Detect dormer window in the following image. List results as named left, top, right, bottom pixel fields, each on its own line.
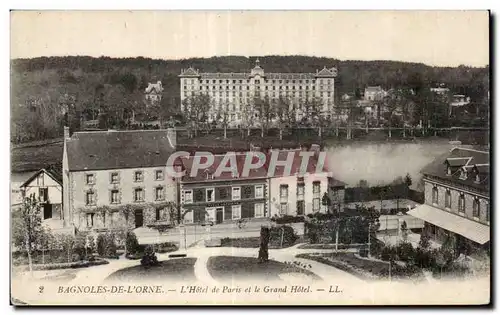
left=475, top=174, right=481, bottom=183
left=206, top=172, right=213, bottom=180
left=446, top=167, right=452, bottom=176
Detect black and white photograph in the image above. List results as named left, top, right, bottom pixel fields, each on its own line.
left=9, top=10, right=490, bottom=306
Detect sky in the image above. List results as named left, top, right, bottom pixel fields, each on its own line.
left=10, top=11, right=489, bottom=67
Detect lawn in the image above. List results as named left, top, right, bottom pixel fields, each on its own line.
left=105, top=258, right=197, bottom=282
left=297, top=253, right=423, bottom=281
left=207, top=256, right=321, bottom=282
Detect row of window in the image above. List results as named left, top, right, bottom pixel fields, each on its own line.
left=204, top=203, right=266, bottom=221
left=85, top=186, right=165, bottom=206
left=431, top=185, right=488, bottom=221
left=279, top=182, right=321, bottom=199
left=279, top=198, right=321, bottom=215
left=85, top=207, right=168, bottom=228
left=85, top=169, right=164, bottom=185
left=183, top=79, right=333, bottom=85
left=183, top=185, right=264, bottom=204
left=186, top=84, right=333, bottom=91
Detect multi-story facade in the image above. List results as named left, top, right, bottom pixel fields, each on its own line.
left=179, top=153, right=269, bottom=224
left=179, top=59, right=337, bottom=126
left=62, top=127, right=178, bottom=234
left=408, top=147, right=490, bottom=254
left=178, top=148, right=345, bottom=223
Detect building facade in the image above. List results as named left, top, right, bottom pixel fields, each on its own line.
left=364, top=86, right=386, bottom=101
left=62, top=127, right=178, bottom=234
left=178, top=148, right=345, bottom=224
left=408, top=147, right=490, bottom=255
left=179, top=59, right=338, bottom=126
left=19, top=167, right=69, bottom=233
left=179, top=153, right=269, bottom=224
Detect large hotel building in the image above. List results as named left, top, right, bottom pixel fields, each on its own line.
left=179, top=59, right=338, bottom=126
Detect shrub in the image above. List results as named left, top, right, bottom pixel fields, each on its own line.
left=96, top=234, right=106, bottom=257
left=272, top=215, right=305, bottom=224
left=380, top=245, right=397, bottom=262
left=104, top=233, right=118, bottom=258
left=125, top=232, right=140, bottom=255
left=397, top=242, right=416, bottom=263
left=270, top=225, right=298, bottom=247
left=73, top=236, right=87, bottom=261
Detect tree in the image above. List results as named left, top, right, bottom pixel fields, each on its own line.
left=253, top=95, right=274, bottom=137
left=400, top=220, right=409, bottom=243
left=215, top=100, right=230, bottom=139
left=275, top=96, right=293, bottom=140
left=321, top=192, right=331, bottom=213
left=418, top=228, right=431, bottom=250
left=119, top=205, right=136, bottom=255
left=182, top=93, right=211, bottom=138
left=240, top=99, right=253, bottom=137
left=12, top=194, right=45, bottom=275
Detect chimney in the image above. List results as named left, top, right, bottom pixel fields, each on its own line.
left=64, top=126, right=70, bottom=140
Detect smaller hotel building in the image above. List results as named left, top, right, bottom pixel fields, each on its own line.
left=408, top=147, right=490, bottom=254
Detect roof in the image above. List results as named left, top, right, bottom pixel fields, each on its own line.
left=365, top=86, right=383, bottom=93
left=66, top=130, right=176, bottom=171
left=315, top=67, right=338, bottom=77
left=145, top=82, right=163, bottom=94
left=180, top=153, right=268, bottom=183
left=421, top=147, right=490, bottom=192
left=179, top=67, right=200, bottom=77
left=179, top=149, right=333, bottom=183
left=408, top=204, right=490, bottom=244
left=20, top=166, right=62, bottom=187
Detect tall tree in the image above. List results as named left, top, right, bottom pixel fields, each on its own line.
left=182, top=93, right=211, bottom=138
left=215, top=100, right=230, bottom=139
left=253, top=95, right=274, bottom=138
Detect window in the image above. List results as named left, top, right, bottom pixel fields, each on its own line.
left=110, top=189, right=120, bottom=204
left=280, top=203, right=288, bottom=215
left=110, top=172, right=119, bottom=184
left=297, top=183, right=305, bottom=200
left=255, top=185, right=264, bottom=198
left=232, top=205, right=241, bottom=220
left=86, top=213, right=95, bottom=228
left=486, top=202, right=490, bottom=222
left=86, top=191, right=95, bottom=205
left=232, top=187, right=241, bottom=200
left=432, top=186, right=439, bottom=205
left=280, top=185, right=289, bottom=198
left=183, top=190, right=193, bottom=204
left=155, top=186, right=165, bottom=201
left=473, top=197, right=480, bottom=218
left=458, top=193, right=465, bottom=213
left=445, top=189, right=451, bottom=208
left=313, top=198, right=320, bottom=212
left=134, top=171, right=143, bottom=182
left=313, top=181, right=321, bottom=195
left=86, top=174, right=95, bottom=185
left=134, top=188, right=144, bottom=202
left=155, top=170, right=164, bottom=181
left=297, top=200, right=305, bottom=215
left=156, top=208, right=162, bottom=221
left=254, top=203, right=264, bottom=218
left=38, top=188, right=48, bottom=202
left=37, top=175, right=44, bottom=186
left=206, top=188, right=215, bottom=202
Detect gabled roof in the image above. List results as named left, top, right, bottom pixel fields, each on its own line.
left=315, top=67, right=337, bottom=77
left=66, top=130, right=176, bottom=171
left=179, top=67, right=200, bottom=77
left=20, top=167, right=62, bottom=188
left=421, top=147, right=489, bottom=192
left=145, top=82, right=163, bottom=94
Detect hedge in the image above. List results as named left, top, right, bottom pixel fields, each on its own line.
left=18, top=258, right=109, bottom=271
left=271, top=215, right=305, bottom=224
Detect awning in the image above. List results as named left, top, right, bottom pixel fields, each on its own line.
left=407, top=204, right=490, bottom=245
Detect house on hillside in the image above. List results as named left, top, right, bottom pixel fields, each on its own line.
left=144, top=81, right=164, bottom=105
left=364, top=86, right=386, bottom=101
left=408, top=147, right=490, bottom=256
left=62, top=127, right=178, bottom=234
